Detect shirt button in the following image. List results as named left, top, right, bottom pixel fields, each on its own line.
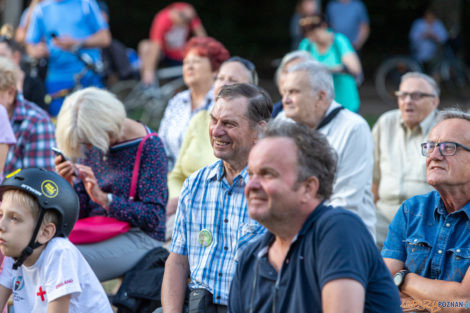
left=457, top=249, right=461, bottom=253
left=218, top=272, right=222, bottom=277
left=285, top=258, right=290, bottom=264
left=446, top=223, right=451, bottom=227
left=217, top=296, right=221, bottom=300
left=224, top=219, right=228, bottom=223
left=414, top=239, right=418, bottom=242
left=224, top=246, right=228, bottom=250
left=438, top=250, right=443, bottom=254
left=227, top=190, right=232, bottom=196
left=456, top=256, right=461, bottom=260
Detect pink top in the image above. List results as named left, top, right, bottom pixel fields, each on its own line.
left=0, top=105, right=16, bottom=182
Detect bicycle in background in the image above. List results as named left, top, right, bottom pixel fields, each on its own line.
left=109, top=66, right=185, bottom=131
left=375, top=42, right=470, bottom=105
left=44, top=50, right=104, bottom=109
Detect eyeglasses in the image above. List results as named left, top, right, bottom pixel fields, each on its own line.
left=394, top=91, right=435, bottom=101
left=421, top=141, right=470, bottom=157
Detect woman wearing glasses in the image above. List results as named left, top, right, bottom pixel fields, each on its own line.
left=165, top=57, right=259, bottom=238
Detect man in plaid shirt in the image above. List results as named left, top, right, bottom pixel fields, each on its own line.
left=160, top=84, right=272, bottom=313
left=0, top=57, right=56, bottom=174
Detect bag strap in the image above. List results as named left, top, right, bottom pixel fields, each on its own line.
left=129, top=132, right=158, bottom=200
left=316, top=106, right=344, bottom=130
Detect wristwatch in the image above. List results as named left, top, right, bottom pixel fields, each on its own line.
left=393, top=268, right=409, bottom=290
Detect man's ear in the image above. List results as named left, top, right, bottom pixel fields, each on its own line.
left=36, top=222, right=56, bottom=245
left=254, top=120, right=268, bottom=143
left=302, top=176, right=320, bottom=200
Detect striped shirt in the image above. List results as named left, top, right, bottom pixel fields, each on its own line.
left=5, top=95, right=56, bottom=174
left=171, top=159, right=265, bottom=305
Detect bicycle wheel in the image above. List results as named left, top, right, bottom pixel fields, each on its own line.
left=375, top=56, right=423, bottom=105
left=431, top=58, right=470, bottom=99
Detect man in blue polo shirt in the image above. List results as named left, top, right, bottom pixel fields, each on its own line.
left=229, top=122, right=401, bottom=313
left=325, top=0, right=370, bottom=51
left=160, top=83, right=272, bottom=313
left=25, top=0, right=111, bottom=116
left=383, top=110, right=470, bottom=311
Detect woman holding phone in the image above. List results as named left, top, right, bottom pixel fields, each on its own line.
left=54, top=87, right=168, bottom=281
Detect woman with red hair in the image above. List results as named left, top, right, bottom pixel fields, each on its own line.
left=158, top=37, right=229, bottom=171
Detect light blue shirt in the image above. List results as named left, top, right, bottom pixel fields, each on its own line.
left=325, top=0, right=369, bottom=45
left=383, top=190, right=470, bottom=282
left=409, top=18, right=448, bottom=62
left=26, top=0, right=108, bottom=82
left=171, top=160, right=265, bottom=305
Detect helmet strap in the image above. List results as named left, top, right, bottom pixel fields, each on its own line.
left=12, top=210, right=45, bottom=270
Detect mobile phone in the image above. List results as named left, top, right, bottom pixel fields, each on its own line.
left=52, top=147, right=68, bottom=162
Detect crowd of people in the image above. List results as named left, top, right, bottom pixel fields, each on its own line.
left=0, top=0, right=468, bottom=312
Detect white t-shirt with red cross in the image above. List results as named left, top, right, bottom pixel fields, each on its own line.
left=0, top=237, right=112, bottom=312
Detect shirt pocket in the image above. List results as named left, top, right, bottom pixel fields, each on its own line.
left=445, top=248, right=470, bottom=282
left=405, top=238, right=432, bottom=274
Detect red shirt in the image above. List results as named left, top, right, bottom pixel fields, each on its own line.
left=149, top=2, right=202, bottom=61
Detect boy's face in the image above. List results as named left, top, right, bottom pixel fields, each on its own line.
left=0, top=195, right=37, bottom=258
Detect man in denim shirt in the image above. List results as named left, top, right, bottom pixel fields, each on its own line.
left=382, top=109, right=470, bottom=310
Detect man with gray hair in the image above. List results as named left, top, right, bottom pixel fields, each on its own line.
left=271, top=50, right=312, bottom=118
left=383, top=109, right=470, bottom=311
left=372, top=72, right=439, bottom=247
left=160, top=83, right=272, bottom=313
left=276, top=60, right=376, bottom=237
left=229, top=122, right=401, bottom=313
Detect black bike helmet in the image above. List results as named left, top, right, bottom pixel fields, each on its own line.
left=0, top=168, right=79, bottom=268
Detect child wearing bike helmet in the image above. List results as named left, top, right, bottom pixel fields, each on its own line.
left=0, top=168, right=112, bottom=312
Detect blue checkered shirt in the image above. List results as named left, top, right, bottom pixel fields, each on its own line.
left=5, top=95, right=56, bottom=174
left=171, top=159, right=265, bottom=305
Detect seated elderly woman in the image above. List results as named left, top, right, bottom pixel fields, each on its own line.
left=158, top=36, right=229, bottom=171
left=55, top=87, right=168, bottom=281
left=165, top=56, right=259, bottom=223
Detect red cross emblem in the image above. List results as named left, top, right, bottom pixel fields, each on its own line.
left=36, top=286, right=46, bottom=302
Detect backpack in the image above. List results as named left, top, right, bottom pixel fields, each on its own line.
left=112, top=247, right=169, bottom=313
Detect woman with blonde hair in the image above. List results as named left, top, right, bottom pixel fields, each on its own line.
left=55, top=87, right=168, bottom=281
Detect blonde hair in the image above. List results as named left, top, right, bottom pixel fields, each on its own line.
left=55, top=87, right=126, bottom=160
left=0, top=56, right=17, bottom=91
left=2, top=189, right=58, bottom=228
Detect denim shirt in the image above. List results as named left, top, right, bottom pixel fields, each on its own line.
left=382, top=190, right=470, bottom=282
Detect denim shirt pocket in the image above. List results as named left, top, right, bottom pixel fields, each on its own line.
left=405, top=238, right=432, bottom=274
left=445, top=248, right=470, bottom=282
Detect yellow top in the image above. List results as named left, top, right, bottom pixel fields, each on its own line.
left=168, top=110, right=218, bottom=198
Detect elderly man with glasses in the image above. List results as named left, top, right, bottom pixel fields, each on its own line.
left=382, top=109, right=470, bottom=311
left=372, top=72, right=440, bottom=248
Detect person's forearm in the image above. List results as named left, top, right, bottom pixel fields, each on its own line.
left=143, top=42, right=161, bottom=75
left=354, top=24, right=370, bottom=50
left=403, top=273, right=470, bottom=312
left=162, top=253, right=189, bottom=313
left=82, top=29, right=111, bottom=48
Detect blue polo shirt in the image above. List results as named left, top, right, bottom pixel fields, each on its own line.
left=229, top=203, right=401, bottom=313
left=382, top=190, right=470, bottom=282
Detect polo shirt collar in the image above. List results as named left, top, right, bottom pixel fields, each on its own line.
left=256, top=201, right=330, bottom=255
left=323, top=100, right=340, bottom=116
